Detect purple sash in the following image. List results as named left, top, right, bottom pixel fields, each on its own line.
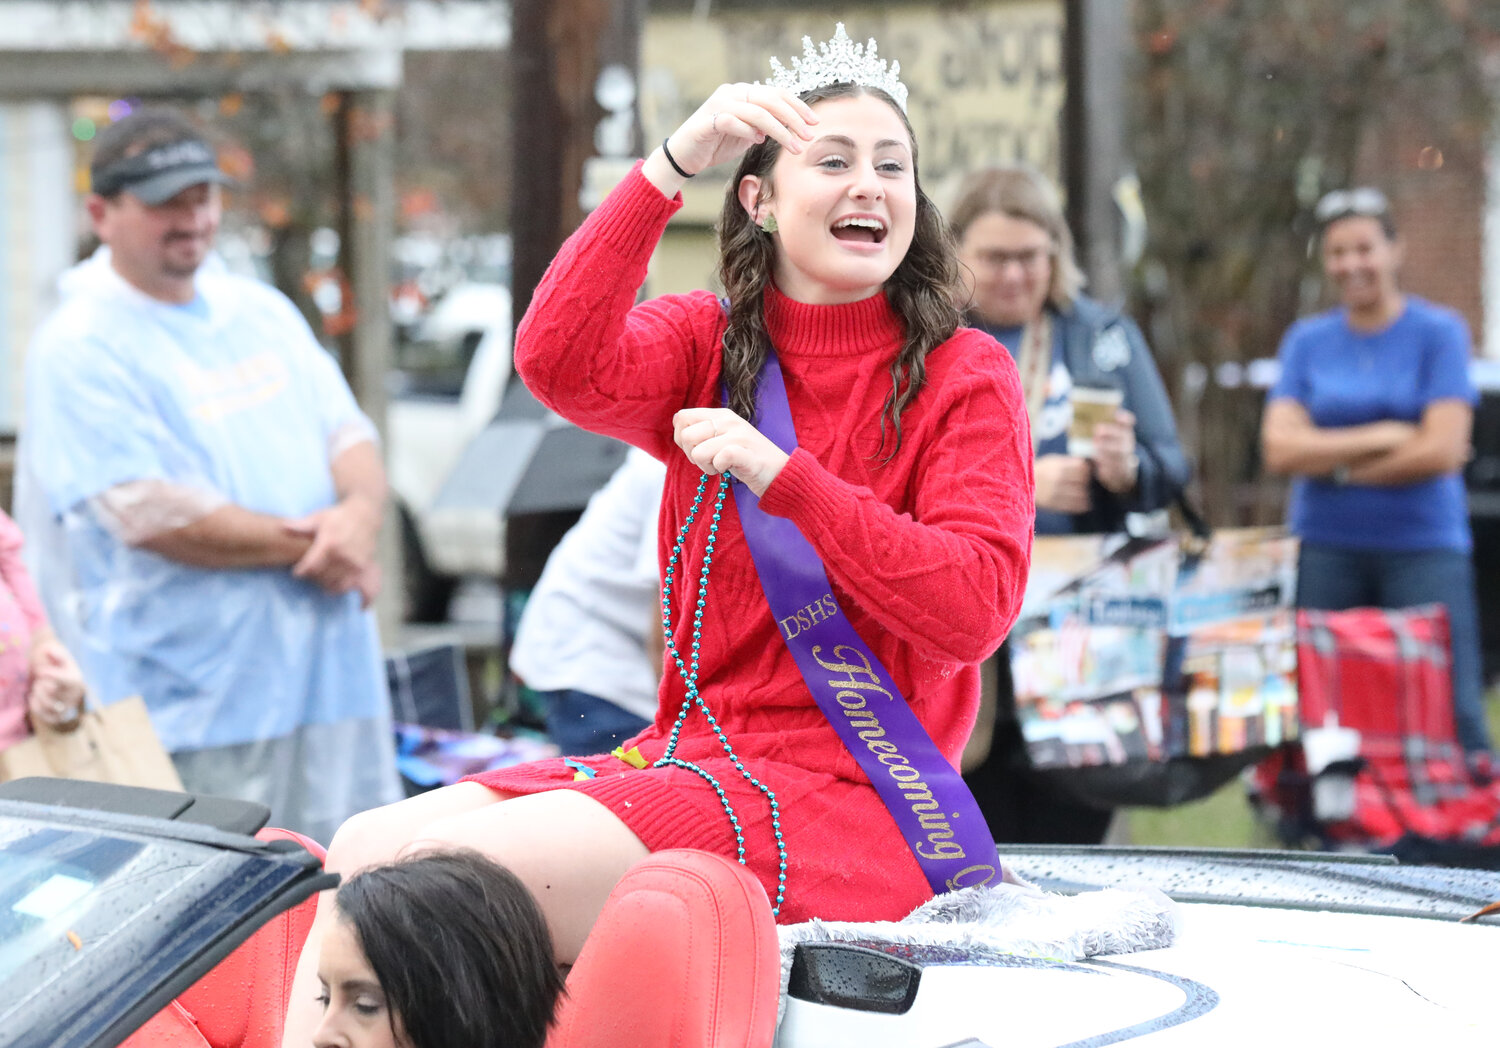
left=730, top=354, right=1003, bottom=893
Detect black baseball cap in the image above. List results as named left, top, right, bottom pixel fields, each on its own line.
left=89, top=108, right=234, bottom=205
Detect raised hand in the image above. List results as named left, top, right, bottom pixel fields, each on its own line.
left=672, top=408, right=790, bottom=498
left=1091, top=409, right=1140, bottom=495
left=644, top=82, right=819, bottom=194
left=1034, top=454, right=1093, bottom=514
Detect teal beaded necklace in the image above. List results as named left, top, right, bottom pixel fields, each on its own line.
left=656, top=471, right=787, bottom=917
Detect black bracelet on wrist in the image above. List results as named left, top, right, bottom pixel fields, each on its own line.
left=660, top=137, right=696, bottom=179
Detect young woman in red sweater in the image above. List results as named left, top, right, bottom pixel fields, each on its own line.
left=283, top=28, right=1032, bottom=1043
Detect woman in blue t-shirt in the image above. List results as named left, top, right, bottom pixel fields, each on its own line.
left=1262, top=187, right=1492, bottom=756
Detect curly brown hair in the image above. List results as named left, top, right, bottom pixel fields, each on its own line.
left=715, top=83, right=961, bottom=456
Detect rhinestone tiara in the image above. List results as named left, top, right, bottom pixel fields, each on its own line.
left=762, top=23, right=909, bottom=111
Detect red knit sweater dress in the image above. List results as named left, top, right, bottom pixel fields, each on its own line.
left=466, top=163, right=1034, bottom=924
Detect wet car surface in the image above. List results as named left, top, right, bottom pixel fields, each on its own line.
left=0, top=780, right=329, bottom=1048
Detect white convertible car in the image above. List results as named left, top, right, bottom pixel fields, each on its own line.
left=778, top=847, right=1499, bottom=1046
left=2, top=779, right=1495, bottom=1048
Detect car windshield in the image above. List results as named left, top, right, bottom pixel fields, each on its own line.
left=393, top=329, right=482, bottom=398
left=0, top=819, right=228, bottom=1018
left=0, top=799, right=326, bottom=1048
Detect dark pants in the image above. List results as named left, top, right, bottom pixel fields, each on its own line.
left=543, top=689, right=652, bottom=757
left=1297, top=543, right=1493, bottom=754
left=962, top=648, right=1116, bottom=845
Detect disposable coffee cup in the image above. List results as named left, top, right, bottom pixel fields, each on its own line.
left=1301, top=723, right=1361, bottom=776
left=1303, top=720, right=1362, bottom=821
left=1067, top=386, right=1124, bottom=457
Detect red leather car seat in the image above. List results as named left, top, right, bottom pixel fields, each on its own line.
left=119, top=827, right=326, bottom=1048
left=545, top=849, right=781, bottom=1048
left=123, top=842, right=781, bottom=1048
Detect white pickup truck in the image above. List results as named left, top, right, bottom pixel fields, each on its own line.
left=386, top=282, right=512, bottom=620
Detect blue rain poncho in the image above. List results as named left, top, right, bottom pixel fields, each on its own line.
left=16, top=249, right=401, bottom=843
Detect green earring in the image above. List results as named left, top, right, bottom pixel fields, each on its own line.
left=760, top=214, right=778, bottom=234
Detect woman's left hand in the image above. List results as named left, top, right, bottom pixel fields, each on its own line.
left=27, top=637, right=86, bottom=731
left=1091, top=409, right=1140, bottom=494
left=672, top=408, right=789, bottom=497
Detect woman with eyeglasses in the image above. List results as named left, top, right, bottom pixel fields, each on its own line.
left=1262, top=187, right=1493, bottom=759
left=949, top=166, right=1190, bottom=843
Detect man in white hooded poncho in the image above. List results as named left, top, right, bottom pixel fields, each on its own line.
left=16, top=108, right=401, bottom=843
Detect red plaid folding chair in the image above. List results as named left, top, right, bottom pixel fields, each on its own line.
left=1251, top=605, right=1500, bottom=860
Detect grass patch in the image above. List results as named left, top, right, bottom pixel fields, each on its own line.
left=1123, top=779, right=1271, bottom=849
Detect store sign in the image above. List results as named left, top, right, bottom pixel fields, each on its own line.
left=641, top=1, right=1064, bottom=221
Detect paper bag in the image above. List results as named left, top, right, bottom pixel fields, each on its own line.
left=0, top=695, right=184, bottom=791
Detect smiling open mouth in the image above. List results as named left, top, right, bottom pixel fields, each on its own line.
left=831, top=216, right=887, bottom=244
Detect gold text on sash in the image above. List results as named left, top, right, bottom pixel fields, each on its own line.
left=812, top=643, right=998, bottom=888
